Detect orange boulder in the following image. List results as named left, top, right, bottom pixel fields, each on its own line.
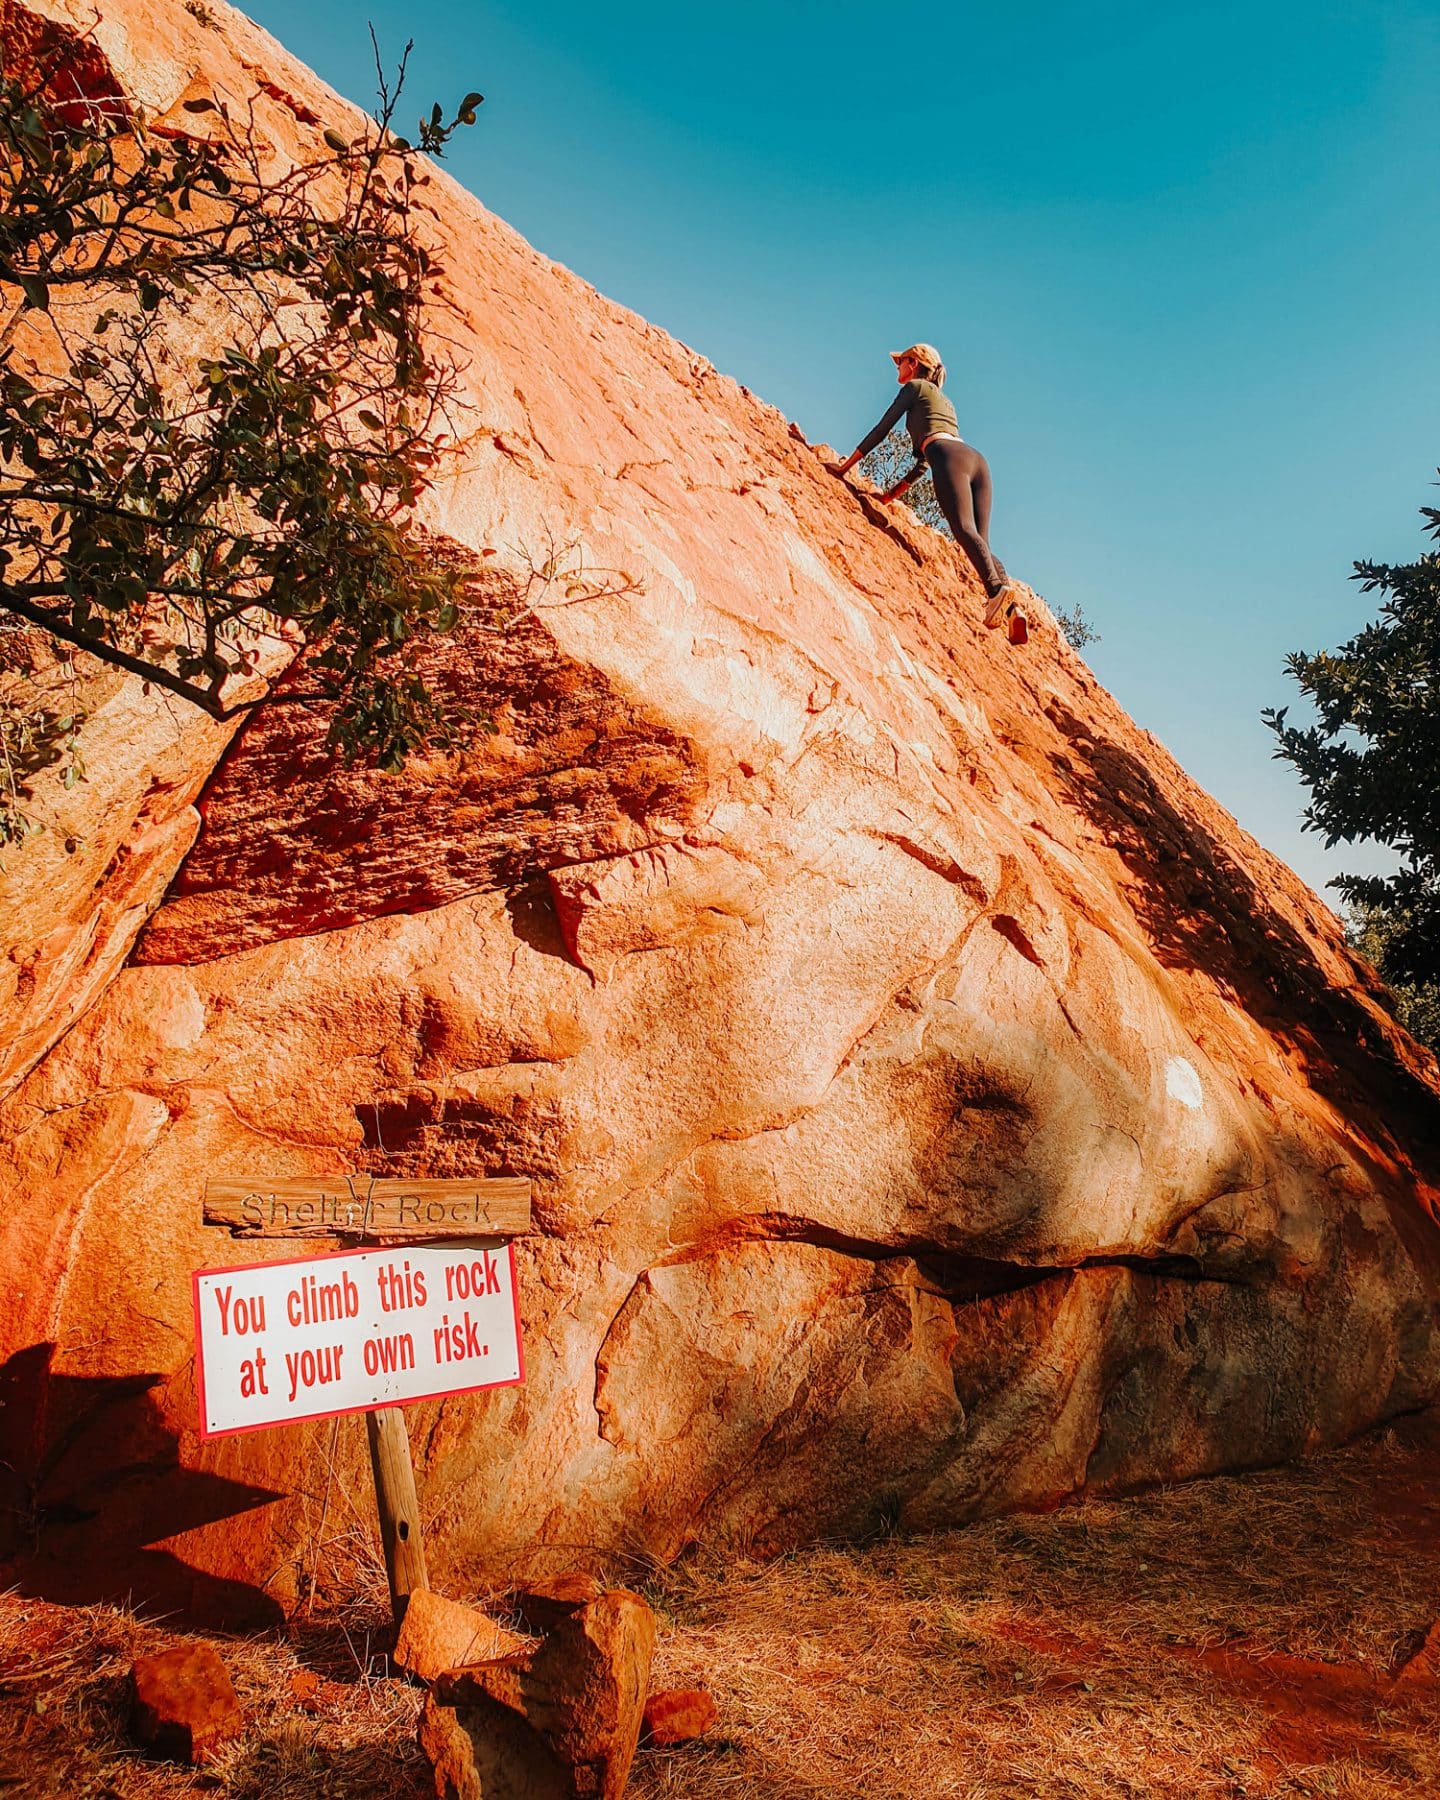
left=393, top=1588, right=531, bottom=1685
left=130, top=1644, right=243, bottom=1764
left=424, top=1590, right=657, bottom=1799
left=642, top=1688, right=718, bottom=1746
left=1, top=0, right=1439, bottom=1624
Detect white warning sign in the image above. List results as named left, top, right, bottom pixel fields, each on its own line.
left=193, top=1242, right=523, bottom=1439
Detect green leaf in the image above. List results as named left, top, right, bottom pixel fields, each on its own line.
left=323, top=128, right=351, bottom=153
left=19, top=275, right=50, bottom=311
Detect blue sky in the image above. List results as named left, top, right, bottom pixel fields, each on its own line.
left=242, top=0, right=1439, bottom=901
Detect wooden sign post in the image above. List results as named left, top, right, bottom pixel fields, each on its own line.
left=366, top=1405, right=430, bottom=1619
left=196, top=1175, right=532, bottom=1626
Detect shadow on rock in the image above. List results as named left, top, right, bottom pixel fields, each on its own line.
left=1042, top=694, right=1440, bottom=1185
left=0, top=1344, right=284, bottom=1627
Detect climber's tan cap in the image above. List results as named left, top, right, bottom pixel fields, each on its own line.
left=890, top=343, right=942, bottom=369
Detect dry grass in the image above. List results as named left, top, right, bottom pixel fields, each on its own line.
left=0, top=1577, right=426, bottom=1798
left=630, top=1418, right=1440, bottom=1800
left=2, top=1415, right=1438, bottom=1798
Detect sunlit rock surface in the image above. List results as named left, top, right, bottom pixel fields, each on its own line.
left=3, top=0, right=1438, bottom=1618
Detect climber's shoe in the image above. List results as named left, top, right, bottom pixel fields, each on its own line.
left=985, top=581, right=1020, bottom=629
left=1007, top=606, right=1029, bottom=647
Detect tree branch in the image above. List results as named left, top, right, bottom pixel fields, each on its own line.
left=0, top=588, right=228, bottom=717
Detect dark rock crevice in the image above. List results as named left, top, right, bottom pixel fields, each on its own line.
left=641, top=1212, right=1263, bottom=1300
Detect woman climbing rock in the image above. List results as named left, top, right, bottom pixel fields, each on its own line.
left=830, top=344, right=1026, bottom=641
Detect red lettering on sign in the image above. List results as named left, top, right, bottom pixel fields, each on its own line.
left=238, top=1348, right=269, bottom=1397
left=445, top=1253, right=502, bottom=1303
left=432, top=1311, right=488, bottom=1364
left=288, top=1271, right=362, bottom=1327
left=193, top=1242, right=525, bottom=1441
left=215, top=1286, right=267, bottom=1336
left=376, top=1259, right=428, bottom=1312
left=363, top=1331, right=416, bottom=1376
left=284, top=1343, right=344, bottom=1403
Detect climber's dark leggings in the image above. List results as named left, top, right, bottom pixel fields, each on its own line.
left=925, top=438, right=1008, bottom=597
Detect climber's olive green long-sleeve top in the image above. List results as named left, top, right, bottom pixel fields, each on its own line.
left=854, top=379, right=960, bottom=481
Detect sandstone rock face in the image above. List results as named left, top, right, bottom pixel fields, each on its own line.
left=0, top=634, right=280, bottom=1105
left=3, top=0, right=1440, bottom=1617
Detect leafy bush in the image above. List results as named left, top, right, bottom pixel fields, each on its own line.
left=1346, top=902, right=1440, bottom=1052
left=1, top=31, right=482, bottom=786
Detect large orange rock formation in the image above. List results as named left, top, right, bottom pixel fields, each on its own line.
left=3, top=0, right=1439, bottom=1621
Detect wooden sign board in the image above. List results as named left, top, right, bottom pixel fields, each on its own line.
left=204, top=1176, right=531, bottom=1240
left=193, top=1241, right=525, bottom=1439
